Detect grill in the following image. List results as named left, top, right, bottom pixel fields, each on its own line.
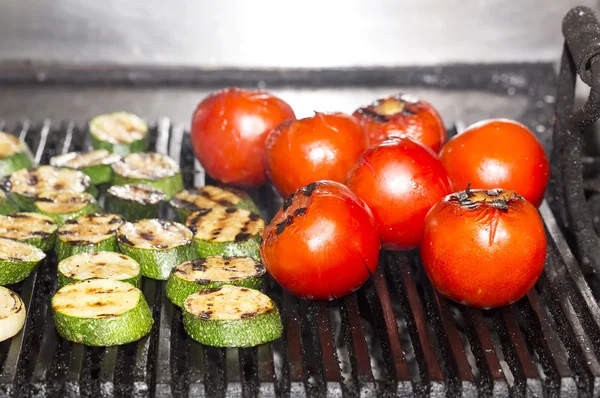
left=2, top=6, right=600, bottom=398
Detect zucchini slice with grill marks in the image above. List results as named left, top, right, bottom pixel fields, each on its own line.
left=182, top=285, right=282, bottom=347
left=50, top=150, right=121, bottom=185
left=185, top=207, right=264, bottom=261
left=0, top=212, right=57, bottom=252
left=33, top=191, right=102, bottom=226
left=105, top=184, right=167, bottom=221
left=51, top=279, right=153, bottom=346
left=170, top=186, right=259, bottom=222
left=0, top=166, right=94, bottom=210
left=55, top=213, right=124, bottom=261
left=57, top=251, right=141, bottom=289
left=166, top=256, right=265, bottom=307
left=0, top=190, right=20, bottom=215
left=0, top=131, right=35, bottom=178
left=89, top=112, right=148, bottom=155
left=112, top=152, right=183, bottom=200
left=117, top=219, right=197, bottom=280
left=0, top=286, right=26, bottom=342
left=0, top=237, right=45, bottom=285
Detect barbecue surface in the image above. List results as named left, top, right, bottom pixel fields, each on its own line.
left=1, top=66, right=599, bottom=398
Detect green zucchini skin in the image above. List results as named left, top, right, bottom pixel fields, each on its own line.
left=51, top=279, right=153, bottom=346
left=0, top=151, right=35, bottom=178
left=119, top=243, right=197, bottom=280
left=54, top=214, right=124, bottom=261
left=182, top=286, right=282, bottom=348
left=55, top=236, right=119, bottom=262
left=79, top=164, right=113, bottom=185
left=0, top=212, right=57, bottom=252
left=194, top=234, right=262, bottom=262
left=165, top=257, right=265, bottom=307
left=112, top=174, right=183, bottom=201
left=90, top=134, right=148, bottom=157
left=33, top=193, right=102, bottom=226
left=0, top=239, right=45, bottom=285
left=105, top=184, right=166, bottom=222
left=57, top=252, right=141, bottom=289
left=0, top=192, right=19, bottom=215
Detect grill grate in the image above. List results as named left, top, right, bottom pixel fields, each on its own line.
left=0, top=109, right=599, bottom=397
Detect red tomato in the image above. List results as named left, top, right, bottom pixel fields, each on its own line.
left=346, top=137, right=454, bottom=250
left=190, top=87, right=295, bottom=187
left=353, top=93, right=446, bottom=152
left=264, top=112, right=368, bottom=197
left=439, top=119, right=549, bottom=207
left=260, top=180, right=380, bottom=300
left=421, top=188, right=546, bottom=309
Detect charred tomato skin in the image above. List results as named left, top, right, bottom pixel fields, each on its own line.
left=352, top=93, right=446, bottom=153
left=346, top=137, right=453, bottom=250
left=439, top=119, right=550, bottom=207
left=191, top=87, right=295, bottom=187
left=264, top=112, right=368, bottom=197
left=420, top=188, right=546, bottom=309
left=260, top=180, right=380, bottom=300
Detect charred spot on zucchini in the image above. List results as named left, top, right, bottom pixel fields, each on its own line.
left=51, top=279, right=153, bottom=346
left=185, top=206, right=264, bottom=261
left=0, top=237, right=46, bottom=285
left=33, top=191, right=101, bottom=226
left=112, top=152, right=183, bottom=199
left=0, top=212, right=57, bottom=252
left=117, top=219, right=197, bottom=280
left=182, top=285, right=282, bottom=347
left=166, top=256, right=265, bottom=307
left=170, top=186, right=259, bottom=221
left=89, top=112, right=148, bottom=155
left=0, top=131, right=35, bottom=178
left=50, top=150, right=121, bottom=185
left=55, top=213, right=124, bottom=261
left=57, top=251, right=141, bottom=288
left=1, top=166, right=94, bottom=210
left=0, top=286, right=26, bottom=342
left=105, top=184, right=167, bottom=221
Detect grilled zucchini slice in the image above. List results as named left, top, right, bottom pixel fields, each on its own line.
left=0, top=166, right=94, bottom=210
left=33, top=191, right=101, bottom=226
left=0, top=286, right=26, bottom=342
left=166, top=256, right=265, bottom=307
left=0, top=131, right=35, bottom=178
left=112, top=152, right=183, bottom=200
left=182, top=285, right=282, bottom=347
left=170, top=186, right=259, bottom=222
left=0, top=237, right=45, bottom=285
left=57, top=251, right=141, bottom=289
left=117, top=219, right=197, bottom=280
left=0, top=190, right=19, bottom=215
left=50, top=150, right=121, bottom=185
left=186, top=207, right=264, bottom=261
left=105, top=184, right=167, bottom=221
left=55, top=213, right=124, bottom=261
left=51, top=279, right=153, bottom=346
left=89, top=112, right=148, bottom=155
left=0, top=212, right=57, bottom=252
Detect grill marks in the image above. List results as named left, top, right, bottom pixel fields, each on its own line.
left=7, top=166, right=90, bottom=197
left=183, top=284, right=274, bottom=321
left=107, top=184, right=167, bottom=205
left=112, top=152, right=180, bottom=180
left=90, top=112, right=148, bottom=145
left=173, top=256, right=264, bottom=283
left=0, top=237, right=45, bottom=262
left=59, top=252, right=140, bottom=281
left=171, top=186, right=244, bottom=212
left=35, top=191, right=94, bottom=213
left=58, top=214, right=124, bottom=245
left=0, top=213, right=57, bottom=242
left=117, top=219, right=193, bottom=250
left=186, top=206, right=264, bottom=243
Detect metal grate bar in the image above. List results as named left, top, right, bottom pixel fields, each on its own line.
left=421, top=277, right=477, bottom=396
left=99, top=347, right=118, bottom=396
left=385, top=253, right=445, bottom=395
left=188, top=340, right=206, bottom=397
left=225, top=348, right=242, bottom=396
left=203, top=346, right=226, bottom=397
left=311, top=301, right=344, bottom=395
left=460, top=308, right=509, bottom=396
left=340, top=293, right=376, bottom=395
left=519, top=290, right=576, bottom=395
left=257, top=345, right=276, bottom=396
left=155, top=285, right=174, bottom=397
left=133, top=280, right=158, bottom=396
left=282, top=293, right=306, bottom=396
